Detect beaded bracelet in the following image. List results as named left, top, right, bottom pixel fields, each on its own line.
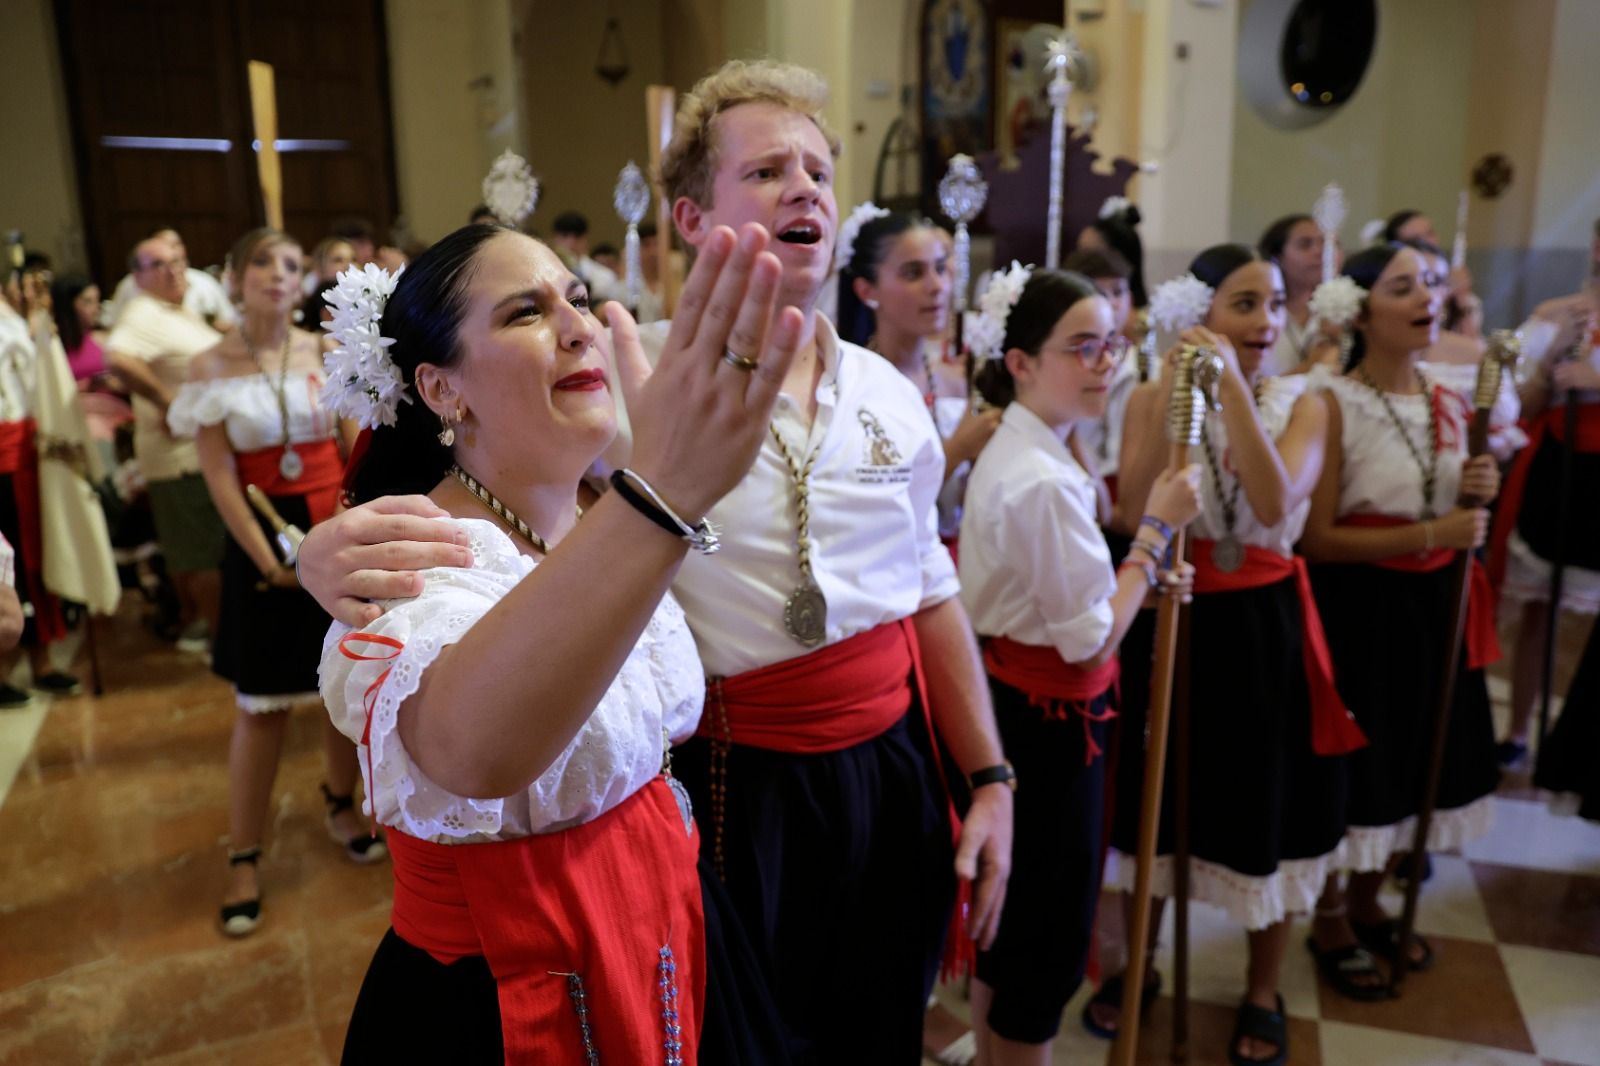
left=1139, top=514, right=1174, bottom=542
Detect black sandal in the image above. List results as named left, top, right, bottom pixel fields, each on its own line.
left=1305, top=936, right=1390, bottom=1001
left=1352, top=918, right=1435, bottom=972
left=322, top=784, right=389, bottom=865
left=220, top=846, right=262, bottom=938
left=1080, top=970, right=1162, bottom=1040
left=1228, top=994, right=1287, bottom=1066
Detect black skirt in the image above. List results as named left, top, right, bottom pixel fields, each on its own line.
left=1516, top=429, right=1600, bottom=570
left=1309, top=561, right=1498, bottom=856
left=673, top=710, right=954, bottom=1066
left=1110, top=578, right=1348, bottom=925
left=976, top=676, right=1111, bottom=1044
left=212, top=493, right=329, bottom=704
left=1534, top=616, right=1600, bottom=821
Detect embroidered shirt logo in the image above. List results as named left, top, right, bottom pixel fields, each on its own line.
left=858, top=409, right=903, bottom=466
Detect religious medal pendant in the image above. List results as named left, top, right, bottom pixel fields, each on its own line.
left=278, top=445, right=303, bottom=480
left=667, top=776, right=694, bottom=836
left=783, top=580, right=828, bottom=648
left=1211, top=533, right=1245, bottom=574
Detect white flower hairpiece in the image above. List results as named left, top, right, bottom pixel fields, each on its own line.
left=321, top=263, right=409, bottom=429
left=835, top=201, right=891, bottom=274
left=967, top=260, right=1033, bottom=361
left=1149, top=272, right=1214, bottom=332
left=1358, top=218, right=1387, bottom=248
left=1308, top=275, right=1367, bottom=328
left=1099, top=195, right=1132, bottom=220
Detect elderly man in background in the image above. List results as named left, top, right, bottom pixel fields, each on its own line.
left=106, top=233, right=224, bottom=652
left=102, top=228, right=236, bottom=332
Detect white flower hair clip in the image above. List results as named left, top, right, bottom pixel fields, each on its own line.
left=835, top=201, right=891, bottom=274
left=967, top=260, right=1033, bottom=361
left=1149, top=272, right=1214, bottom=332
left=1308, top=275, right=1367, bottom=328
left=1358, top=218, right=1387, bottom=248
left=321, top=263, right=409, bottom=429
left=1099, top=195, right=1133, bottom=220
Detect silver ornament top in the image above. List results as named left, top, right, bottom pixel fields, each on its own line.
left=613, top=161, right=651, bottom=225
left=938, top=154, right=989, bottom=225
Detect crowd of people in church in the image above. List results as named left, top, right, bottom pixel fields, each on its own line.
left=5, top=50, right=1599, bottom=1066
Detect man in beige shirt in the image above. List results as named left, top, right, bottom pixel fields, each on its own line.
left=107, top=233, right=224, bottom=651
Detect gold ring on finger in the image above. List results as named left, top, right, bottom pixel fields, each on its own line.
left=722, top=349, right=759, bottom=372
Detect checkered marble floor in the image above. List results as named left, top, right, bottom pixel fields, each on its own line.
left=926, top=667, right=1600, bottom=1066
left=929, top=790, right=1600, bottom=1066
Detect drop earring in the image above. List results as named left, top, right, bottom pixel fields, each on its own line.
left=866, top=298, right=879, bottom=310
left=437, top=408, right=461, bottom=447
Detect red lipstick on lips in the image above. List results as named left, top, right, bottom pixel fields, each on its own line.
left=554, top=368, right=607, bottom=392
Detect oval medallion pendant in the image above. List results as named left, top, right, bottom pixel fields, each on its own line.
left=1211, top=533, right=1245, bottom=574
left=278, top=446, right=304, bottom=480
left=784, top=582, right=828, bottom=647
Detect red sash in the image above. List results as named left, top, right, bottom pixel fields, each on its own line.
left=981, top=636, right=1118, bottom=766
left=1339, top=514, right=1501, bottom=669
left=702, top=618, right=976, bottom=977
left=1191, top=540, right=1367, bottom=756
left=385, top=778, right=703, bottom=1062
left=698, top=620, right=920, bottom=753
left=0, top=420, right=65, bottom=644
left=1486, top=401, right=1600, bottom=593
left=233, top=439, right=343, bottom=525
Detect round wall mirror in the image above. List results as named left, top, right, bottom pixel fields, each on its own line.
left=1239, top=0, right=1377, bottom=129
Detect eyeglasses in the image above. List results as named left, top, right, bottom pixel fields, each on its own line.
left=137, top=255, right=188, bottom=274
left=1048, top=334, right=1132, bottom=368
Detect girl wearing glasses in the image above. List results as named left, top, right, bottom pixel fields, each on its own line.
left=1095, top=245, right=1350, bottom=1065
left=957, top=267, right=1200, bottom=1063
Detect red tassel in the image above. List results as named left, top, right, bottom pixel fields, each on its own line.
left=940, top=876, right=976, bottom=982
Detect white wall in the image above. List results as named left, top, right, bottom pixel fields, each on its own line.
left=0, top=0, right=84, bottom=271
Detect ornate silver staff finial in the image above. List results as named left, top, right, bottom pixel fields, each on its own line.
left=613, top=161, right=651, bottom=306
left=1044, top=34, right=1082, bottom=270
left=1312, top=182, right=1347, bottom=283
left=938, top=153, right=989, bottom=315
left=482, top=149, right=540, bottom=227
left=1475, top=330, right=1522, bottom=411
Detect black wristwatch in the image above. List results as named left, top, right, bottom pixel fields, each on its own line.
left=969, top=760, right=1017, bottom=793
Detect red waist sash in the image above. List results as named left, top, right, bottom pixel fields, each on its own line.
left=234, top=439, right=343, bottom=525
left=1338, top=513, right=1501, bottom=669
left=386, top=778, right=703, bottom=1061
left=698, top=619, right=918, bottom=753
left=981, top=636, right=1118, bottom=765
left=0, top=419, right=33, bottom=474
left=1191, top=540, right=1367, bottom=756
left=0, top=419, right=65, bottom=644
left=1487, top=401, right=1600, bottom=593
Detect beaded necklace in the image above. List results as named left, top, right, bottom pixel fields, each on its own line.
left=1353, top=366, right=1440, bottom=518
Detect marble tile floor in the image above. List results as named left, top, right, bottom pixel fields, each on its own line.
left=0, top=598, right=1596, bottom=1065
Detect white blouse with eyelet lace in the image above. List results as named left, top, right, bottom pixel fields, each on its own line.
left=318, top=516, right=705, bottom=844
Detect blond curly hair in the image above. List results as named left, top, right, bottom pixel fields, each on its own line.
left=659, top=60, right=842, bottom=210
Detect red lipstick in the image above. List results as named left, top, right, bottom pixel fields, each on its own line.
left=554, top=368, right=607, bottom=392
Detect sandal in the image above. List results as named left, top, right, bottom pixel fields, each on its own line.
left=1352, top=918, right=1434, bottom=972
left=1228, top=994, right=1287, bottom=1066
left=220, top=846, right=262, bottom=937
left=322, top=784, right=388, bottom=864
left=1081, top=970, right=1162, bottom=1040
left=1305, top=936, right=1390, bottom=1001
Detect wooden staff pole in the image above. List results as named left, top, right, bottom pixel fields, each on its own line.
left=1110, top=345, right=1221, bottom=1066
left=645, top=86, right=679, bottom=318
left=1391, top=332, right=1521, bottom=991
left=1170, top=588, right=1193, bottom=1062
left=247, top=61, right=283, bottom=230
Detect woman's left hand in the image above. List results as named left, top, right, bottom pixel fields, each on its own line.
left=1459, top=453, right=1500, bottom=505
left=1179, top=325, right=1242, bottom=383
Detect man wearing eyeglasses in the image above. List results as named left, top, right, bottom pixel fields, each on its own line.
left=103, top=228, right=237, bottom=332
left=106, top=233, right=225, bottom=652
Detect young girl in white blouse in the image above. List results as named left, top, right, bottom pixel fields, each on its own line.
left=315, top=221, right=802, bottom=1063
left=958, top=266, right=1200, bottom=1065
left=168, top=228, right=379, bottom=939
left=1300, top=243, right=1502, bottom=992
